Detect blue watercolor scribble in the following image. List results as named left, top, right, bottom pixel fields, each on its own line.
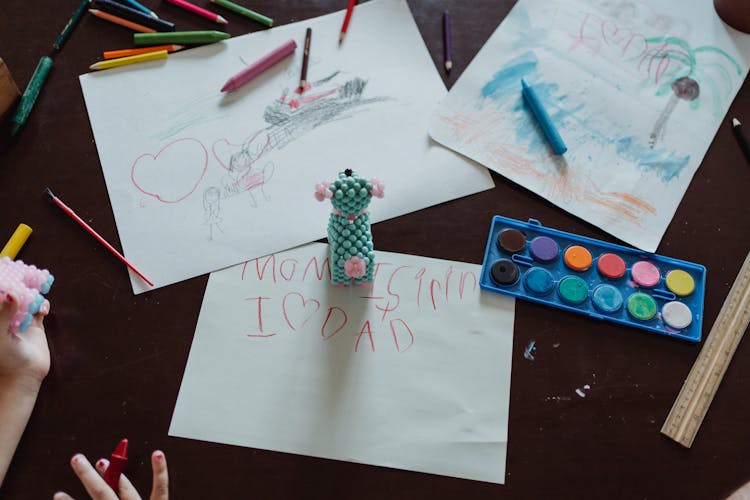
left=481, top=52, right=538, bottom=102
left=616, top=137, right=690, bottom=182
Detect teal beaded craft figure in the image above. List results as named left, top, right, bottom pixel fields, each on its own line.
left=315, top=169, right=385, bottom=285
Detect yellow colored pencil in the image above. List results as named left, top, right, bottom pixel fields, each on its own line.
left=89, top=8, right=156, bottom=33
left=103, top=44, right=185, bottom=59
left=89, top=49, right=168, bottom=71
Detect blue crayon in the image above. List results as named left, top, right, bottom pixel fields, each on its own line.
left=521, top=78, right=567, bottom=155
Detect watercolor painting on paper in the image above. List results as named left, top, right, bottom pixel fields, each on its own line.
left=430, top=0, right=750, bottom=252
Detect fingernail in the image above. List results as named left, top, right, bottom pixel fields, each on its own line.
left=153, top=451, right=164, bottom=460
left=72, top=454, right=83, bottom=464
left=96, top=459, right=106, bottom=468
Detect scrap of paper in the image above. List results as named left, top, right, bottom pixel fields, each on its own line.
left=430, top=0, right=750, bottom=252
left=79, top=0, right=492, bottom=293
left=169, top=243, right=515, bottom=484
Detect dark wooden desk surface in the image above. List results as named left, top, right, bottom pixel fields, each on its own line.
left=1, top=1, right=750, bottom=498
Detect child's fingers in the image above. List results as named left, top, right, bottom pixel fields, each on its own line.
left=150, top=451, right=169, bottom=500
left=53, top=492, right=75, bottom=500
left=69, top=454, right=118, bottom=500
left=0, top=293, right=19, bottom=331
left=94, top=458, right=141, bottom=500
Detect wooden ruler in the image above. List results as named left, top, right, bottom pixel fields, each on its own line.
left=661, top=250, right=750, bottom=448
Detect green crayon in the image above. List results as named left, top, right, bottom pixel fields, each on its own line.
left=53, top=0, right=90, bottom=50
left=10, top=56, right=53, bottom=137
left=209, top=0, right=273, bottom=27
left=134, top=31, right=231, bottom=46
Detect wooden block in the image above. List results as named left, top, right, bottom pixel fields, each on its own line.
left=0, top=58, right=21, bottom=122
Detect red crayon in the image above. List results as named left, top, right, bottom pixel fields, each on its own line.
left=103, top=438, right=128, bottom=489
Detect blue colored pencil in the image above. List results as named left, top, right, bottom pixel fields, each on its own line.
left=521, top=78, right=567, bottom=155
left=113, top=0, right=158, bottom=18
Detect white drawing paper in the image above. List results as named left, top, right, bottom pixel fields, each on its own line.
left=79, top=0, right=493, bottom=293
left=169, top=243, right=515, bottom=484
left=429, top=0, right=750, bottom=252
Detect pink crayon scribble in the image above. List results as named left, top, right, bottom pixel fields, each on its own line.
left=212, top=130, right=270, bottom=173
left=131, top=138, right=208, bottom=203
left=321, top=306, right=348, bottom=340
left=282, top=292, right=320, bottom=332
left=390, top=319, right=414, bottom=353
left=354, top=320, right=375, bottom=352
left=245, top=296, right=276, bottom=338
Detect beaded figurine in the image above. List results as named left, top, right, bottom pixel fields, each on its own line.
left=0, top=257, right=54, bottom=333
left=315, top=169, right=385, bottom=285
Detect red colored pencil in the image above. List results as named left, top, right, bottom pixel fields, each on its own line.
left=339, top=0, right=356, bottom=46
left=44, top=188, right=154, bottom=286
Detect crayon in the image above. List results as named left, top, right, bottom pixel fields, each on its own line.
left=339, top=0, right=356, bottom=45
left=10, top=56, right=53, bottom=137
left=520, top=78, right=567, bottom=155
left=53, top=0, right=90, bottom=50
left=209, top=0, right=273, bottom=27
left=221, top=39, right=296, bottom=93
left=116, top=0, right=158, bottom=19
left=134, top=30, right=230, bottom=46
left=102, top=439, right=128, bottom=490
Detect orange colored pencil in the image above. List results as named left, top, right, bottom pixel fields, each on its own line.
left=103, top=44, right=185, bottom=59
left=89, top=8, right=156, bottom=33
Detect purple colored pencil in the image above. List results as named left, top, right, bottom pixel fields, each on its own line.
left=443, top=10, right=452, bottom=72
left=220, top=39, right=297, bottom=93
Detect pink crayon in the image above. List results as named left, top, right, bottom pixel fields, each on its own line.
left=221, top=39, right=297, bottom=93
left=0, top=257, right=54, bottom=333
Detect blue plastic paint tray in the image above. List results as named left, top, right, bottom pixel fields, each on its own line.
left=480, top=216, right=706, bottom=342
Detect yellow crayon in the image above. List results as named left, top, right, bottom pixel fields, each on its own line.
left=89, top=50, right=168, bottom=71
left=0, top=223, right=33, bottom=259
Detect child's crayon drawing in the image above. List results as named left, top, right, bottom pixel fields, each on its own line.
left=430, top=0, right=750, bottom=252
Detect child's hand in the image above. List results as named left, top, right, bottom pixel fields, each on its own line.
left=53, top=451, right=169, bottom=500
left=0, top=293, right=50, bottom=388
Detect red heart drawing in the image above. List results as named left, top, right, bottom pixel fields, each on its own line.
left=212, top=130, right=271, bottom=173
left=131, top=138, right=208, bottom=203
left=282, top=292, right=321, bottom=332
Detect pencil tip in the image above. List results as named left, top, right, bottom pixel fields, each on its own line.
left=9, top=123, right=20, bottom=136
left=43, top=188, right=55, bottom=200
left=217, top=15, right=228, bottom=24
left=339, top=33, right=345, bottom=45
left=445, top=60, right=452, bottom=71
left=150, top=12, right=159, bottom=19
left=733, top=117, right=741, bottom=127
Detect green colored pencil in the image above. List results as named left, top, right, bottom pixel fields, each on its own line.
left=53, top=0, right=90, bottom=50
left=134, top=30, right=231, bottom=46
left=209, top=0, right=273, bottom=27
left=10, top=56, right=53, bottom=137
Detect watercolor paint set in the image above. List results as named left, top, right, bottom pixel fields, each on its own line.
left=479, top=216, right=706, bottom=342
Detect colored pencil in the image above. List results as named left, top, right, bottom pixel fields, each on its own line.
left=732, top=118, right=750, bottom=165
left=44, top=188, right=154, bottom=286
left=53, top=0, right=90, bottom=50
left=113, top=0, right=158, bottom=19
left=209, top=0, right=272, bottom=27
left=93, top=0, right=175, bottom=31
left=339, top=0, right=356, bottom=45
left=164, top=0, right=227, bottom=24
left=89, top=49, right=168, bottom=70
left=10, top=56, right=53, bottom=137
left=89, top=9, right=156, bottom=33
left=521, top=78, right=567, bottom=155
left=443, top=10, right=452, bottom=73
left=103, top=44, right=184, bottom=59
left=299, top=28, right=312, bottom=91
left=221, top=39, right=297, bottom=93
left=134, top=30, right=230, bottom=45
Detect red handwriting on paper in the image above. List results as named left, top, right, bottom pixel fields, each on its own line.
left=239, top=253, right=478, bottom=353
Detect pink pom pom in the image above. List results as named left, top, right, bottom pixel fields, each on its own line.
left=370, top=178, right=385, bottom=198
left=344, top=256, right=367, bottom=279
left=0, top=257, right=53, bottom=333
left=314, top=181, right=332, bottom=201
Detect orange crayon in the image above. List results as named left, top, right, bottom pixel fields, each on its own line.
left=103, top=44, right=185, bottom=59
